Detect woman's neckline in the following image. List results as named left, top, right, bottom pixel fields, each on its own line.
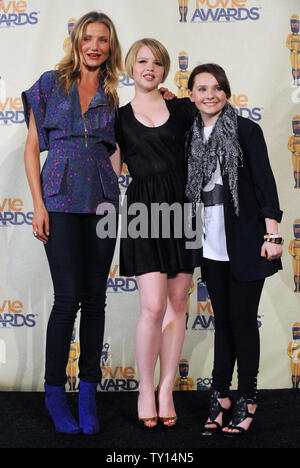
left=204, top=123, right=215, bottom=130
left=128, top=101, right=170, bottom=129
left=76, top=78, right=102, bottom=116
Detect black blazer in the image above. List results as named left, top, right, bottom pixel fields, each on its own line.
left=219, top=115, right=283, bottom=282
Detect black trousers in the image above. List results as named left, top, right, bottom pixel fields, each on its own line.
left=44, top=212, right=117, bottom=386
left=202, top=258, right=264, bottom=399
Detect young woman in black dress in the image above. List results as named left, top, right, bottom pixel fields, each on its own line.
left=116, top=39, right=200, bottom=430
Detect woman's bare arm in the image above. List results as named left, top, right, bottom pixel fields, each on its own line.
left=24, top=109, right=49, bottom=243
left=110, top=143, right=122, bottom=179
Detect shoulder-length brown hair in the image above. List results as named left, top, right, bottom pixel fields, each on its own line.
left=56, top=11, right=123, bottom=107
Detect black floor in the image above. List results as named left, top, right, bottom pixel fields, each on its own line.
left=0, top=389, right=299, bottom=452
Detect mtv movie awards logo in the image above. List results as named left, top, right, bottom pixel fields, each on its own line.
left=174, top=358, right=213, bottom=391
left=118, top=163, right=132, bottom=191
left=288, top=219, right=300, bottom=293
left=0, top=91, right=25, bottom=126
left=177, top=0, right=261, bottom=23
left=187, top=276, right=263, bottom=330
left=230, top=92, right=262, bottom=121
left=186, top=277, right=215, bottom=331
left=99, top=343, right=138, bottom=391
left=66, top=340, right=138, bottom=391
left=286, top=14, right=300, bottom=87
left=286, top=14, right=300, bottom=104
left=0, top=197, right=33, bottom=226
left=287, top=322, right=300, bottom=388
left=118, top=73, right=135, bottom=88
left=0, top=1, right=39, bottom=27
left=106, top=264, right=138, bottom=293
left=0, top=299, right=36, bottom=328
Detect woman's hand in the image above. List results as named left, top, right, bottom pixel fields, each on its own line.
left=261, top=241, right=282, bottom=261
left=159, top=87, right=176, bottom=100
left=262, top=219, right=283, bottom=261
left=32, top=203, right=50, bottom=244
left=110, top=144, right=122, bottom=178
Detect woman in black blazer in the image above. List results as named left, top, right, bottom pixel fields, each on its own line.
left=185, top=63, right=283, bottom=436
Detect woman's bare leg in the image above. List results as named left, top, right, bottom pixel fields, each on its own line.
left=158, top=272, right=193, bottom=423
left=135, top=272, right=168, bottom=424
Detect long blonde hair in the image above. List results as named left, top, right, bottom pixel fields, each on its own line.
left=56, top=11, right=123, bottom=107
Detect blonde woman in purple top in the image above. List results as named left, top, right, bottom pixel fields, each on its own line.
left=22, top=11, right=122, bottom=435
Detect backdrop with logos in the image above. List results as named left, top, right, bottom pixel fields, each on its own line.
left=0, top=0, right=300, bottom=392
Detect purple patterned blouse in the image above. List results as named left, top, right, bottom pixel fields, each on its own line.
left=22, top=70, right=120, bottom=213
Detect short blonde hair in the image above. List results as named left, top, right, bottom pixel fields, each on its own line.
left=125, top=38, right=170, bottom=83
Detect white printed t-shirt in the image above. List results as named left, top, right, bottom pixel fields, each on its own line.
left=202, top=125, right=229, bottom=261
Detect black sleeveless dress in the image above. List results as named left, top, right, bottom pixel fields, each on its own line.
left=115, top=98, right=201, bottom=277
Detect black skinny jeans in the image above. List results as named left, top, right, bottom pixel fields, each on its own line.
left=202, top=258, right=264, bottom=399
left=44, top=212, right=116, bottom=386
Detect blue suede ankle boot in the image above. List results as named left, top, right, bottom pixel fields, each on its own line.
left=78, top=380, right=100, bottom=434
left=44, top=382, right=81, bottom=434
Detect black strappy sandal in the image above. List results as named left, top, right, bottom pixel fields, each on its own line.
left=223, top=396, right=257, bottom=437
left=201, top=390, right=231, bottom=436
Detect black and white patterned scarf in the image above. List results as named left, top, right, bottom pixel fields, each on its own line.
left=185, top=103, right=243, bottom=215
